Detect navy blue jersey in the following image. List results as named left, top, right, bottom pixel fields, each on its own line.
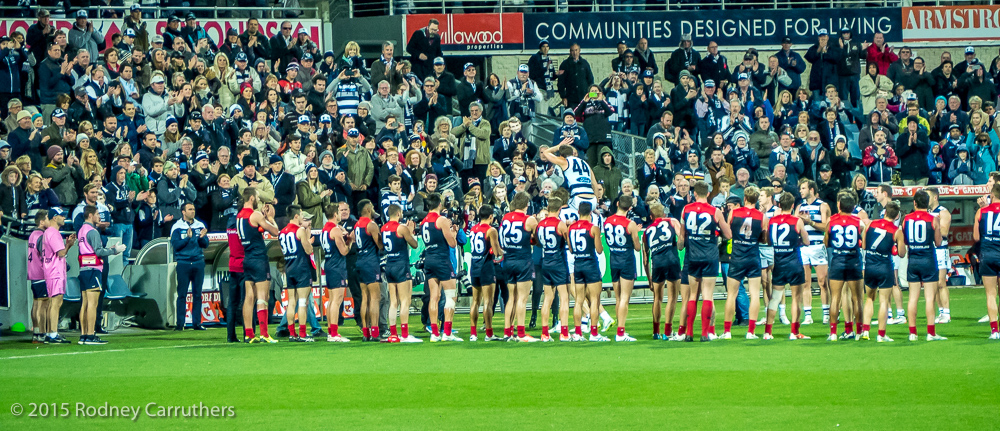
left=604, top=214, right=636, bottom=269
left=500, top=211, right=533, bottom=262
left=380, top=221, right=410, bottom=265
left=536, top=216, right=569, bottom=267
left=420, top=212, right=452, bottom=260
left=354, top=216, right=379, bottom=261
left=568, top=220, right=599, bottom=262
left=469, top=223, right=494, bottom=270
left=978, top=203, right=1000, bottom=259
left=321, top=222, right=345, bottom=271
left=730, top=206, right=763, bottom=264
left=828, top=214, right=863, bottom=260
left=769, top=213, right=803, bottom=269
left=645, top=217, right=680, bottom=268
left=236, top=208, right=267, bottom=260
left=279, top=223, right=312, bottom=278
left=864, top=218, right=897, bottom=273
left=902, top=211, right=936, bottom=260
left=682, top=202, right=719, bottom=263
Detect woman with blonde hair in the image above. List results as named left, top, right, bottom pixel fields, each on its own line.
left=296, top=164, right=332, bottom=223
left=210, top=53, right=237, bottom=107
left=79, top=149, right=103, bottom=181
left=485, top=160, right=509, bottom=190
left=23, top=172, right=59, bottom=218
left=251, top=121, right=281, bottom=167
left=428, top=116, right=457, bottom=150
left=336, top=41, right=367, bottom=77
left=192, top=75, right=215, bottom=107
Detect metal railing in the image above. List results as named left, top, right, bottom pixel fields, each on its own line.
left=349, top=0, right=994, bottom=17
left=611, top=131, right=646, bottom=182
left=0, top=5, right=319, bottom=19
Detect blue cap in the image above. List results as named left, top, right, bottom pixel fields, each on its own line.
left=301, top=53, right=313, bottom=62
left=0, top=140, right=9, bottom=150
left=124, top=28, right=136, bottom=38
left=409, top=134, right=421, bottom=142
left=269, top=154, right=283, bottom=165
left=538, top=39, right=549, bottom=48
left=235, top=52, right=247, bottom=62
left=48, top=207, right=66, bottom=218
left=737, top=73, right=749, bottom=81
left=76, top=10, right=88, bottom=18
left=319, top=114, right=332, bottom=123
left=817, top=28, right=829, bottom=36
left=195, top=151, right=209, bottom=162
left=347, top=128, right=360, bottom=137
left=518, top=64, right=529, bottom=73
left=52, top=108, right=67, bottom=118
left=463, top=62, right=474, bottom=71
left=642, top=70, right=654, bottom=78
left=304, top=162, right=317, bottom=173
left=130, top=4, right=140, bottom=10
left=324, top=50, right=335, bottom=58
left=433, top=57, right=445, bottom=66
left=966, top=46, right=975, bottom=54
left=297, top=114, right=310, bottom=124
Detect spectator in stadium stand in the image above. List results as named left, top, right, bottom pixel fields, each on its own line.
left=665, top=34, right=699, bottom=85
left=371, top=80, right=403, bottom=133
left=730, top=168, right=752, bottom=200
left=962, top=67, right=998, bottom=111
left=456, top=63, right=484, bottom=118
left=972, top=132, right=999, bottom=185
left=3, top=99, right=23, bottom=133
left=452, top=101, right=491, bottom=182
left=338, top=128, right=373, bottom=210
left=371, top=42, right=402, bottom=94
left=805, top=29, right=840, bottom=101
left=954, top=46, right=979, bottom=77
left=705, top=147, right=734, bottom=200
left=859, top=64, right=892, bottom=116
left=774, top=37, right=806, bottom=94
left=8, top=111, right=40, bottom=170
left=906, top=57, right=937, bottom=112
left=862, top=32, right=896, bottom=77
left=156, top=160, right=194, bottom=235
left=68, top=11, right=103, bottom=70
left=633, top=38, right=658, bottom=76
left=733, top=52, right=767, bottom=91
left=39, top=42, right=76, bottom=122
left=594, top=146, right=623, bottom=199
left=329, top=68, right=371, bottom=118
left=41, top=145, right=82, bottom=209
left=697, top=42, right=730, bottom=90
left=799, top=130, right=829, bottom=181
left=888, top=46, right=914, bottom=88
left=557, top=44, right=594, bottom=109
left=0, top=165, right=25, bottom=221
left=414, top=76, right=449, bottom=129
left=895, top=119, right=931, bottom=186
left=406, top=19, right=442, bottom=81
left=635, top=147, right=667, bottom=198
left=103, top=164, right=141, bottom=257
left=528, top=40, right=556, bottom=99
left=238, top=18, right=266, bottom=59
left=261, top=154, right=293, bottom=223
left=297, top=163, right=332, bottom=222
left=834, top=27, right=866, bottom=110
left=949, top=144, right=975, bottom=185
left=27, top=10, right=54, bottom=73
left=815, top=164, right=839, bottom=203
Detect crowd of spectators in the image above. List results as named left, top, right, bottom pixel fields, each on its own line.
left=0, top=11, right=999, bottom=260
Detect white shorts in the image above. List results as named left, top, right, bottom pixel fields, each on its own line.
left=569, top=195, right=597, bottom=212
left=800, top=244, right=828, bottom=266
left=936, top=248, right=952, bottom=271
left=759, top=246, right=774, bottom=269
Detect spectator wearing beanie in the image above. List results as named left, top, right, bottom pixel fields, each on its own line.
left=317, top=150, right=351, bottom=203
left=156, top=160, right=196, bottom=236
left=265, top=154, right=295, bottom=223
left=41, top=145, right=82, bottom=208
left=897, top=118, right=931, bottom=186
left=232, top=158, right=274, bottom=203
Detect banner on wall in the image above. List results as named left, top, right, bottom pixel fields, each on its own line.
left=405, top=13, right=524, bottom=52
left=0, top=18, right=322, bottom=52
left=523, top=8, right=901, bottom=50
left=902, top=6, right=1000, bottom=42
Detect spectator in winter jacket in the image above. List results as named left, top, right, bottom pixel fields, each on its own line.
left=557, top=44, right=595, bottom=108
left=971, top=132, right=999, bottom=185
left=897, top=119, right=931, bottom=185
left=452, top=102, right=492, bottom=181
left=805, top=30, right=841, bottom=99
left=775, top=37, right=807, bottom=93
left=208, top=174, right=239, bottom=232
left=40, top=145, right=83, bottom=208
left=731, top=134, right=761, bottom=178
left=103, top=165, right=142, bottom=257
left=636, top=148, right=669, bottom=198
left=0, top=165, right=25, bottom=221
left=860, top=63, right=894, bottom=115
left=705, top=147, right=734, bottom=200
left=39, top=43, right=76, bottom=113
left=593, top=146, right=623, bottom=199
left=553, top=109, right=589, bottom=156
left=865, top=33, right=898, bottom=76
left=142, top=74, right=182, bottom=136
left=949, top=145, right=975, bottom=185
left=747, top=117, right=779, bottom=165
left=265, top=154, right=296, bottom=221
left=862, top=129, right=897, bottom=184
left=68, top=12, right=104, bottom=65
left=328, top=69, right=371, bottom=117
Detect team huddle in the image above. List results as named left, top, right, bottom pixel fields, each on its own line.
left=218, top=143, right=1000, bottom=344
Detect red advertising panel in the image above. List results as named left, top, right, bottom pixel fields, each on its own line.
left=406, top=13, right=523, bottom=52
left=903, top=6, right=1000, bottom=42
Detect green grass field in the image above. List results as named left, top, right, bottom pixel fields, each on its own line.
left=2, top=288, right=998, bottom=430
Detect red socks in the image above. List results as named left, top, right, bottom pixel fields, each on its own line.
left=652, top=322, right=660, bottom=336
left=542, top=326, right=549, bottom=336
left=574, top=325, right=582, bottom=336
left=685, top=301, right=697, bottom=336
left=664, top=323, right=672, bottom=335
left=617, top=327, right=624, bottom=337
left=517, top=325, right=526, bottom=337
left=401, top=324, right=409, bottom=338
left=846, top=322, right=853, bottom=334
left=431, top=323, right=439, bottom=337
left=927, top=324, right=936, bottom=336
left=791, top=322, right=800, bottom=335
left=288, top=324, right=296, bottom=337
left=363, top=327, right=371, bottom=338
left=700, top=300, right=713, bottom=337
left=244, top=328, right=255, bottom=339
left=863, top=324, right=870, bottom=332
left=390, top=325, right=398, bottom=337
left=561, top=326, right=569, bottom=337
left=257, top=309, right=269, bottom=337
left=590, top=324, right=599, bottom=337
left=470, top=325, right=478, bottom=337
left=765, top=324, right=773, bottom=335
left=443, top=321, right=452, bottom=336
left=486, top=327, right=494, bottom=338
left=830, top=321, right=837, bottom=335
left=991, top=321, right=999, bottom=333
left=504, top=326, right=513, bottom=337
left=678, top=325, right=686, bottom=336
left=723, top=321, right=732, bottom=334
left=328, top=324, right=338, bottom=337
left=748, top=321, right=756, bottom=335
left=299, top=324, right=306, bottom=338
left=878, top=329, right=886, bottom=337
left=909, top=326, right=917, bottom=335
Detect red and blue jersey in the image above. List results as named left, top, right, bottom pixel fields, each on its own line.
left=902, top=211, right=936, bottom=259
left=500, top=211, right=533, bottom=262
left=682, top=202, right=719, bottom=263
